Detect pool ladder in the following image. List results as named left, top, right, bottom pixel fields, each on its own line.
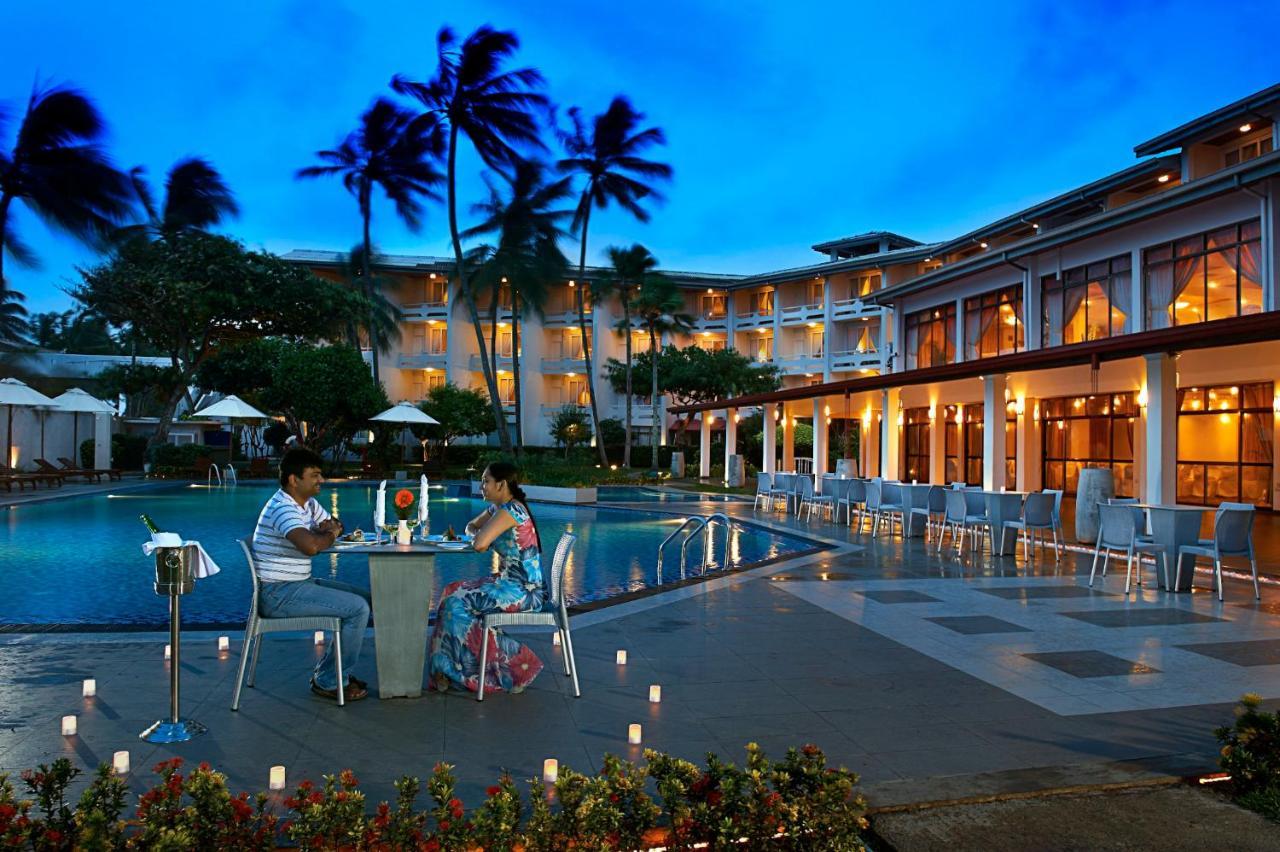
left=206, top=464, right=238, bottom=488
left=656, top=512, right=731, bottom=584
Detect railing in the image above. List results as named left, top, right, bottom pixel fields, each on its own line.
left=206, top=464, right=222, bottom=488
left=542, top=309, right=583, bottom=326
left=779, top=302, right=824, bottom=324
left=397, top=352, right=447, bottom=369
left=830, top=346, right=880, bottom=371
left=831, top=298, right=883, bottom=321
left=656, top=512, right=732, bottom=583
left=540, top=357, right=583, bottom=374
left=693, top=311, right=729, bottom=329
left=223, top=464, right=238, bottom=487
left=468, top=353, right=514, bottom=371
left=401, top=301, right=449, bottom=321
left=734, top=310, right=773, bottom=327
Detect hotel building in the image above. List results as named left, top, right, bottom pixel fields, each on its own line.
left=288, top=82, right=1280, bottom=510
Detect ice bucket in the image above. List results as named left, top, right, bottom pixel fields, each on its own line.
left=154, top=546, right=196, bottom=596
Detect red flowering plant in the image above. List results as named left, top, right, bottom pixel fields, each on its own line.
left=393, top=488, right=416, bottom=522
left=523, top=758, right=660, bottom=851
left=363, top=775, right=428, bottom=850
left=422, top=761, right=472, bottom=849
left=17, top=758, right=80, bottom=851
left=73, top=764, right=130, bottom=850
left=281, top=770, right=367, bottom=851
left=468, top=772, right=522, bottom=851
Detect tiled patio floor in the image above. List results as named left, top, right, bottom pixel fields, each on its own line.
left=3, top=494, right=1280, bottom=813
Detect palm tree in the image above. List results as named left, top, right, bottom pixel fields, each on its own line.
left=631, top=274, right=693, bottom=472
left=339, top=243, right=404, bottom=359
left=0, top=84, right=134, bottom=288
left=0, top=279, right=28, bottom=348
left=557, top=95, right=672, bottom=465
left=392, top=25, right=548, bottom=455
left=120, top=157, right=239, bottom=240
left=463, top=160, right=573, bottom=451
left=297, top=97, right=444, bottom=386
left=604, top=244, right=659, bottom=467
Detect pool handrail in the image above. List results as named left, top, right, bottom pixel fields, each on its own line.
left=656, top=512, right=732, bottom=583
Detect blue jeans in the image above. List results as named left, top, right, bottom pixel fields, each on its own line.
left=259, top=578, right=371, bottom=690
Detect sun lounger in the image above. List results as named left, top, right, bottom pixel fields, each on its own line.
left=57, top=456, right=122, bottom=481
left=35, top=458, right=98, bottom=483
left=0, top=464, right=59, bottom=489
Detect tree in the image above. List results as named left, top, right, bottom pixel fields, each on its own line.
left=26, top=308, right=119, bottom=353
left=629, top=276, right=693, bottom=470
left=337, top=244, right=404, bottom=359
left=415, top=381, right=492, bottom=465
left=393, top=25, right=548, bottom=455
left=550, top=404, right=592, bottom=458
left=0, top=84, right=134, bottom=289
left=0, top=279, right=29, bottom=348
left=603, top=243, right=660, bottom=467
left=297, top=97, right=443, bottom=386
left=118, top=157, right=239, bottom=240
left=95, top=362, right=184, bottom=418
left=74, top=231, right=368, bottom=448
left=193, top=337, right=286, bottom=411
left=462, top=159, right=572, bottom=451
left=558, top=96, right=673, bottom=465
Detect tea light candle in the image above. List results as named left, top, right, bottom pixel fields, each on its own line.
left=628, top=723, right=642, bottom=745
left=164, top=644, right=171, bottom=661
left=911, top=478, right=918, bottom=485
left=61, top=715, right=77, bottom=736
left=82, top=678, right=96, bottom=698
left=113, top=751, right=130, bottom=775
left=269, top=765, right=286, bottom=791
left=314, top=631, right=325, bottom=645
left=218, top=636, right=230, bottom=652
left=615, top=650, right=627, bottom=665
left=331, top=492, right=339, bottom=519
left=542, top=758, right=558, bottom=783
left=649, top=685, right=662, bottom=703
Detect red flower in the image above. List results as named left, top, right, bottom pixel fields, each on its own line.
left=514, top=519, right=538, bottom=551
left=486, top=785, right=501, bottom=797
left=448, top=798, right=463, bottom=819
left=506, top=643, right=543, bottom=687
left=340, top=769, right=359, bottom=787
left=438, top=820, right=450, bottom=831
left=394, top=489, right=415, bottom=510
left=707, top=790, right=723, bottom=806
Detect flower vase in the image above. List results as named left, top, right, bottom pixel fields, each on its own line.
left=396, top=520, right=411, bottom=545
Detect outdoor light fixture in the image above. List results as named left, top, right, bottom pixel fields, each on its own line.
left=218, top=636, right=229, bottom=652
left=269, top=766, right=286, bottom=791
left=980, top=242, right=989, bottom=249
left=823, top=405, right=831, bottom=417
left=314, top=631, right=325, bottom=645
left=83, top=679, right=96, bottom=698
left=568, top=280, right=575, bottom=287
left=1015, top=397, right=1025, bottom=416
left=706, top=288, right=714, bottom=294
left=1158, top=174, right=1171, bottom=183
left=164, top=644, right=171, bottom=661
left=62, top=715, right=77, bottom=736
left=552, top=632, right=561, bottom=646
left=733, top=413, right=740, bottom=423
left=1137, top=386, right=1148, bottom=407
left=1240, top=123, right=1253, bottom=133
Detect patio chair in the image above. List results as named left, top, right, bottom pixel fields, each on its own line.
left=766, top=473, right=793, bottom=512
left=56, top=456, right=122, bottom=481
left=839, top=479, right=867, bottom=529
left=753, top=472, right=773, bottom=511
left=479, top=532, right=581, bottom=701
left=937, top=489, right=969, bottom=554
left=1176, top=503, right=1260, bottom=602
left=232, top=539, right=346, bottom=709
left=793, top=475, right=818, bottom=519
left=1043, top=489, right=1065, bottom=544
left=1000, top=491, right=1059, bottom=563
left=910, top=485, right=947, bottom=542
left=803, top=476, right=841, bottom=522
left=960, top=488, right=993, bottom=555
left=36, top=457, right=97, bottom=483
left=868, top=480, right=905, bottom=538
left=1089, top=503, right=1169, bottom=595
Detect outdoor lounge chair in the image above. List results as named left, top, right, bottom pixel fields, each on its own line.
left=1089, top=503, right=1168, bottom=595
left=36, top=458, right=98, bottom=482
left=1000, top=491, right=1059, bottom=563
left=57, top=456, right=122, bottom=481
left=0, top=463, right=60, bottom=489
left=1176, top=502, right=1260, bottom=602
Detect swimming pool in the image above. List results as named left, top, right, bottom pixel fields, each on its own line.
left=0, top=483, right=818, bottom=627
left=595, top=486, right=746, bottom=503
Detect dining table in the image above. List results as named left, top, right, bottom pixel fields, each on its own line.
left=984, top=490, right=1027, bottom=556
left=1131, top=503, right=1212, bottom=591
left=892, top=482, right=933, bottom=537
left=336, top=538, right=473, bottom=698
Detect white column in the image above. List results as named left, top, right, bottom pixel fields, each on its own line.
left=93, top=413, right=112, bottom=471
left=863, top=410, right=880, bottom=477
left=699, top=412, right=712, bottom=479
left=723, top=408, right=738, bottom=485
left=812, top=398, right=829, bottom=480
left=881, top=388, right=900, bottom=480
left=1144, top=353, right=1177, bottom=504
left=927, top=405, right=944, bottom=485
left=983, top=374, right=1008, bottom=491
left=782, top=410, right=795, bottom=471
left=1016, top=398, right=1041, bottom=492
left=762, top=403, right=777, bottom=474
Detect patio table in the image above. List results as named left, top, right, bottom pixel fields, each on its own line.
left=985, top=491, right=1027, bottom=556
left=1132, top=503, right=1212, bottom=591
left=894, top=482, right=933, bottom=537
left=338, top=540, right=470, bottom=699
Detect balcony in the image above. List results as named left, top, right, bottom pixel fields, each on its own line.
left=469, top=353, right=514, bottom=371
left=478, top=305, right=514, bottom=323
left=692, top=311, right=729, bottom=331
left=542, top=309, right=583, bottom=327
left=611, top=401, right=657, bottom=424
left=540, top=356, right=585, bottom=374
left=779, top=302, right=824, bottom=327
left=401, top=301, right=449, bottom=322
left=831, top=298, right=884, bottom=322
left=776, top=350, right=825, bottom=375
left=735, top=310, right=773, bottom=329
left=397, top=352, right=447, bottom=369
left=830, top=346, right=881, bottom=371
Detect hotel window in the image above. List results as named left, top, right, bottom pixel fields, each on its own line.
left=495, top=329, right=513, bottom=358
left=700, top=292, right=727, bottom=317
left=411, top=372, right=446, bottom=399
left=807, top=329, right=825, bottom=358
left=964, top=285, right=1023, bottom=359
left=561, top=331, right=584, bottom=360
left=411, top=326, right=447, bottom=354
left=904, top=303, right=956, bottom=370
left=1144, top=219, right=1262, bottom=329
left=753, top=332, right=774, bottom=361
left=564, top=376, right=588, bottom=406
left=698, top=335, right=726, bottom=351
left=754, top=289, right=774, bottom=315
left=1177, top=382, right=1273, bottom=508
left=1005, top=401, right=1017, bottom=487
left=1041, top=393, right=1137, bottom=497
left=423, top=277, right=447, bottom=304
left=807, top=281, right=825, bottom=306
left=901, top=408, right=931, bottom=482
left=497, top=375, right=515, bottom=405
left=1223, top=130, right=1273, bottom=167
left=1041, top=255, right=1131, bottom=347
left=963, top=406, right=984, bottom=486
left=853, top=272, right=882, bottom=297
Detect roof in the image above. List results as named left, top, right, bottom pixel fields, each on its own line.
left=811, top=231, right=923, bottom=257
left=1135, top=82, right=1280, bottom=157
left=737, top=242, right=941, bottom=287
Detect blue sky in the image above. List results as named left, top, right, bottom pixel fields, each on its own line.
left=2, top=0, right=1278, bottom=315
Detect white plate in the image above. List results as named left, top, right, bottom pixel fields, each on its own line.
left=432, top=540, right=471, bottom=550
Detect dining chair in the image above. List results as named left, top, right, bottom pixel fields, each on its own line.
left=479, top=532, right=581, bottom=701
left=793, top=475, right=816, bottom=518
left=840, top=479, right=868, bottom=530
left=910, top=485, right=947, bottom=542
left=232, top=539, right=345, bottom=709
left=1176, top=503, right=1259, bottom=602
left=767, top=474, right=793, bottom=512
left=871, top=481, right=906, bottom=538
left=753, top=472, right=773, bottom=511
left=960, top=488, right=993, bottom=555
left=1043, top=489, right=1065, bottom=545
left=1000, top=491, right=1059, bottom=563
left=1089, top=504, right=1169, bottom=595
left=806, top=477, right=847, bottom=522
left=938, top=489, right=969, bottom=554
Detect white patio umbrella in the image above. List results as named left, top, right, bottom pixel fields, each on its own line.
left=0, top=378, right=57, bottom=470
left=370, top=402, right=439, bottom=462
left=193, top=394, right=269, bottom=462
left=50, top=388, right=117, bottom=465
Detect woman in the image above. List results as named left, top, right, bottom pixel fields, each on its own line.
left=428, top=461, right=545, bottom=694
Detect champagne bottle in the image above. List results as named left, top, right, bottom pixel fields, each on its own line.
left=140, top=514, right=162, bottom=534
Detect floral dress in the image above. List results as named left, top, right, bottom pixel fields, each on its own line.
left=428, top=501, right=545, bottom=694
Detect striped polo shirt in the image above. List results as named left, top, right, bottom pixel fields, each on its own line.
left=251, top=489, right=331, bottom=582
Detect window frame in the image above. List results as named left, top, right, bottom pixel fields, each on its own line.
left=1041, top=253, right=1131, bottom=348
left=1176, top=381, right=1274, bottom=508
left=1142, top=218, right=1262, bottom=330
left=1040, top=392, right=1138, bottom=496
left=964, top=284, right=1024, bottom=360
left=904, top=303, right=957, bottom=370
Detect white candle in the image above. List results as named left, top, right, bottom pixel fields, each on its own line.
left=82, top=678, right=96, bottom=698
left=61, top=715, right=77, bottom=736
left=552, top=633, right=561, bottom=646
left=628, top=723, right=642, bottom=745
left=113, top=751, right=130, bottom=775
left=649, top=685, right=662, bottom=703
left=542, top=758, right=558, bottom=783
left=164, top=644, right=171, bottom=660
left=331, top=491, right=339, bottom=519
left=314, top=631, right=325, bottom=645
left=218, top=636, right=229, bottom=652
left=616, top=650, right=627, bottom=665
left=269, top=765, right=286, bottom=791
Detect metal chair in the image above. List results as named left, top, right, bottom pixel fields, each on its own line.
left=803, top=476, right=837, bottom=521
left=910, top=485, right=947, bottom=541
left=767, top=473, right=793, bottom=512
left=1176, top=503, right=1259, bottom=602
left=793, top=475, right=817, bottom=518
left=478, top=532, right=581, bottom=701
left=1000, top=491, right=1059, bottom=563
left=1089, top=504, right=1168, bottom=595
left=232, top=539, right=345, bottom=710
left=753, top=472, right=773, bottom=511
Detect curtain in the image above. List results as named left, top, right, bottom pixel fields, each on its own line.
left=1043, top=285, right=1064, bottom=347
left=1242, top=413, right=1274, bottom=464
left=1213, top=234, right=1263, bottom=300
left=1062, top=285, right=1087, bottom=342
left=977, top=303, right=998, bottom=357
left=1110, top=271, right=1132, bottom=334
left=1148, top=258, right=1200, bottom=328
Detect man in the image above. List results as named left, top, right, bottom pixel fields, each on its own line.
left=251, top=447, right=371, bottom=701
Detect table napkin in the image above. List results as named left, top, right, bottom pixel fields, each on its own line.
left=140, top=540, right=222, bottom=578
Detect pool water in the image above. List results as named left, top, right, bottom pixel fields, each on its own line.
left=0, top=484, right=816, bottom=626
left=595, top=486, right=745, bottom=503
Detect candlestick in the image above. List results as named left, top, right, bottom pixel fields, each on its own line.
left=542, top=758, right=558, bottom=783
left=628, top=723, right=642, bottom=745
left=616, top=650, right=627, bottom=665
left=649, top=685, right=662, bottom=703
left=113, top=751, right=130, bottom=775
left=61, top=715, right=77, bottom=736
left=269, top=766, right=286, bottom=791
left=218, top=636, right=229, bottom=652
left=314, top=631, right=325, bottom=645
left=82, top=679, right=96, bottom=698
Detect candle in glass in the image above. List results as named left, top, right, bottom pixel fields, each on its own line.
left=218, top=636, right=229, bottom=652
left=113, top=751, right=130, bottom=774
left=82, top=679, right=96, bottom=698
left=269, top=766, right=286, bottom=791
left=542, top=758, right=558, bottom=783
left=649, top=685, right=662, bottom=703
left=615, top=650, right=627, bottom=665
left=628, top=724, right=642, bottom=745
left=314, top=631, right=325, bottom=645
left=61, top=715, right=77, bottom=736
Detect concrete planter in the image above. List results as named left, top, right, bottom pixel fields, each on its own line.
left=470, top=481, right=597, bottom=504
left=1075, top=466, right=1115, bottom=543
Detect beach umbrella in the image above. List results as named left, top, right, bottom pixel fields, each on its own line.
left=0, top=378, right=57, bottom=470
left=371, top=402, right=439, bottom=462
left=50, top=388, right=117, bottom=464
left=193, top=394, right=269, bottom=462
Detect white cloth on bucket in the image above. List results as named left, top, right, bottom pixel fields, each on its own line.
left=375, top=480, right=387, bottom=529
left=140, top=540, right=222, bottom=578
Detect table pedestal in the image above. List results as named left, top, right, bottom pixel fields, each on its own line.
left=985, top=493, right=1025, bottom=556
left=368, top=552, right=436, bottom=698
left=1146, top=508, right=1206, bottom=592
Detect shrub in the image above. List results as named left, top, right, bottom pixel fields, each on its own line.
left=1217, top=692, right=1280, bottom=818
left=80, top=434, right=148, bottom=470
left=150, top=442, right=218, bottom=469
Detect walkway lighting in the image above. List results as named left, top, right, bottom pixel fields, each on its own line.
left=218, top=636, right=229, bottom=652
left=269, top=766, right=286, bottom=791
left=164, top=644, right=171, bottom=661
left=543, top=759, right=559, bottom=783
left=314, top=631, right=325, bottom=645
left=82, top=679, right=96, bottom=698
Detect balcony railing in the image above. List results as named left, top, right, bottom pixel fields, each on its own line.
left=830, top=298, right=884, bottom=321
left=734, top=310, right=773, bottom=328
left=830, top=346, right=881, bottom=371
left=397, top=352, right=448, bottom=369
left=401, top=301, right=449, bottom=322
left=540, top=356, right=584, bottom=374
left=693, top=311, right=729, bottom=330
left=779, top=302, right=824, bottom=325
left=542, top=309, right=583, bottom=327
left=468, top=353, right=514, bottom=371
left=777, top=350, right=825, bottom=374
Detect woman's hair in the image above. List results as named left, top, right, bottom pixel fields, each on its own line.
left=485, top=462, right=541, bottom=551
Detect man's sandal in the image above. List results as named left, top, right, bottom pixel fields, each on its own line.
left=310, top=678, right=368, bottom=702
